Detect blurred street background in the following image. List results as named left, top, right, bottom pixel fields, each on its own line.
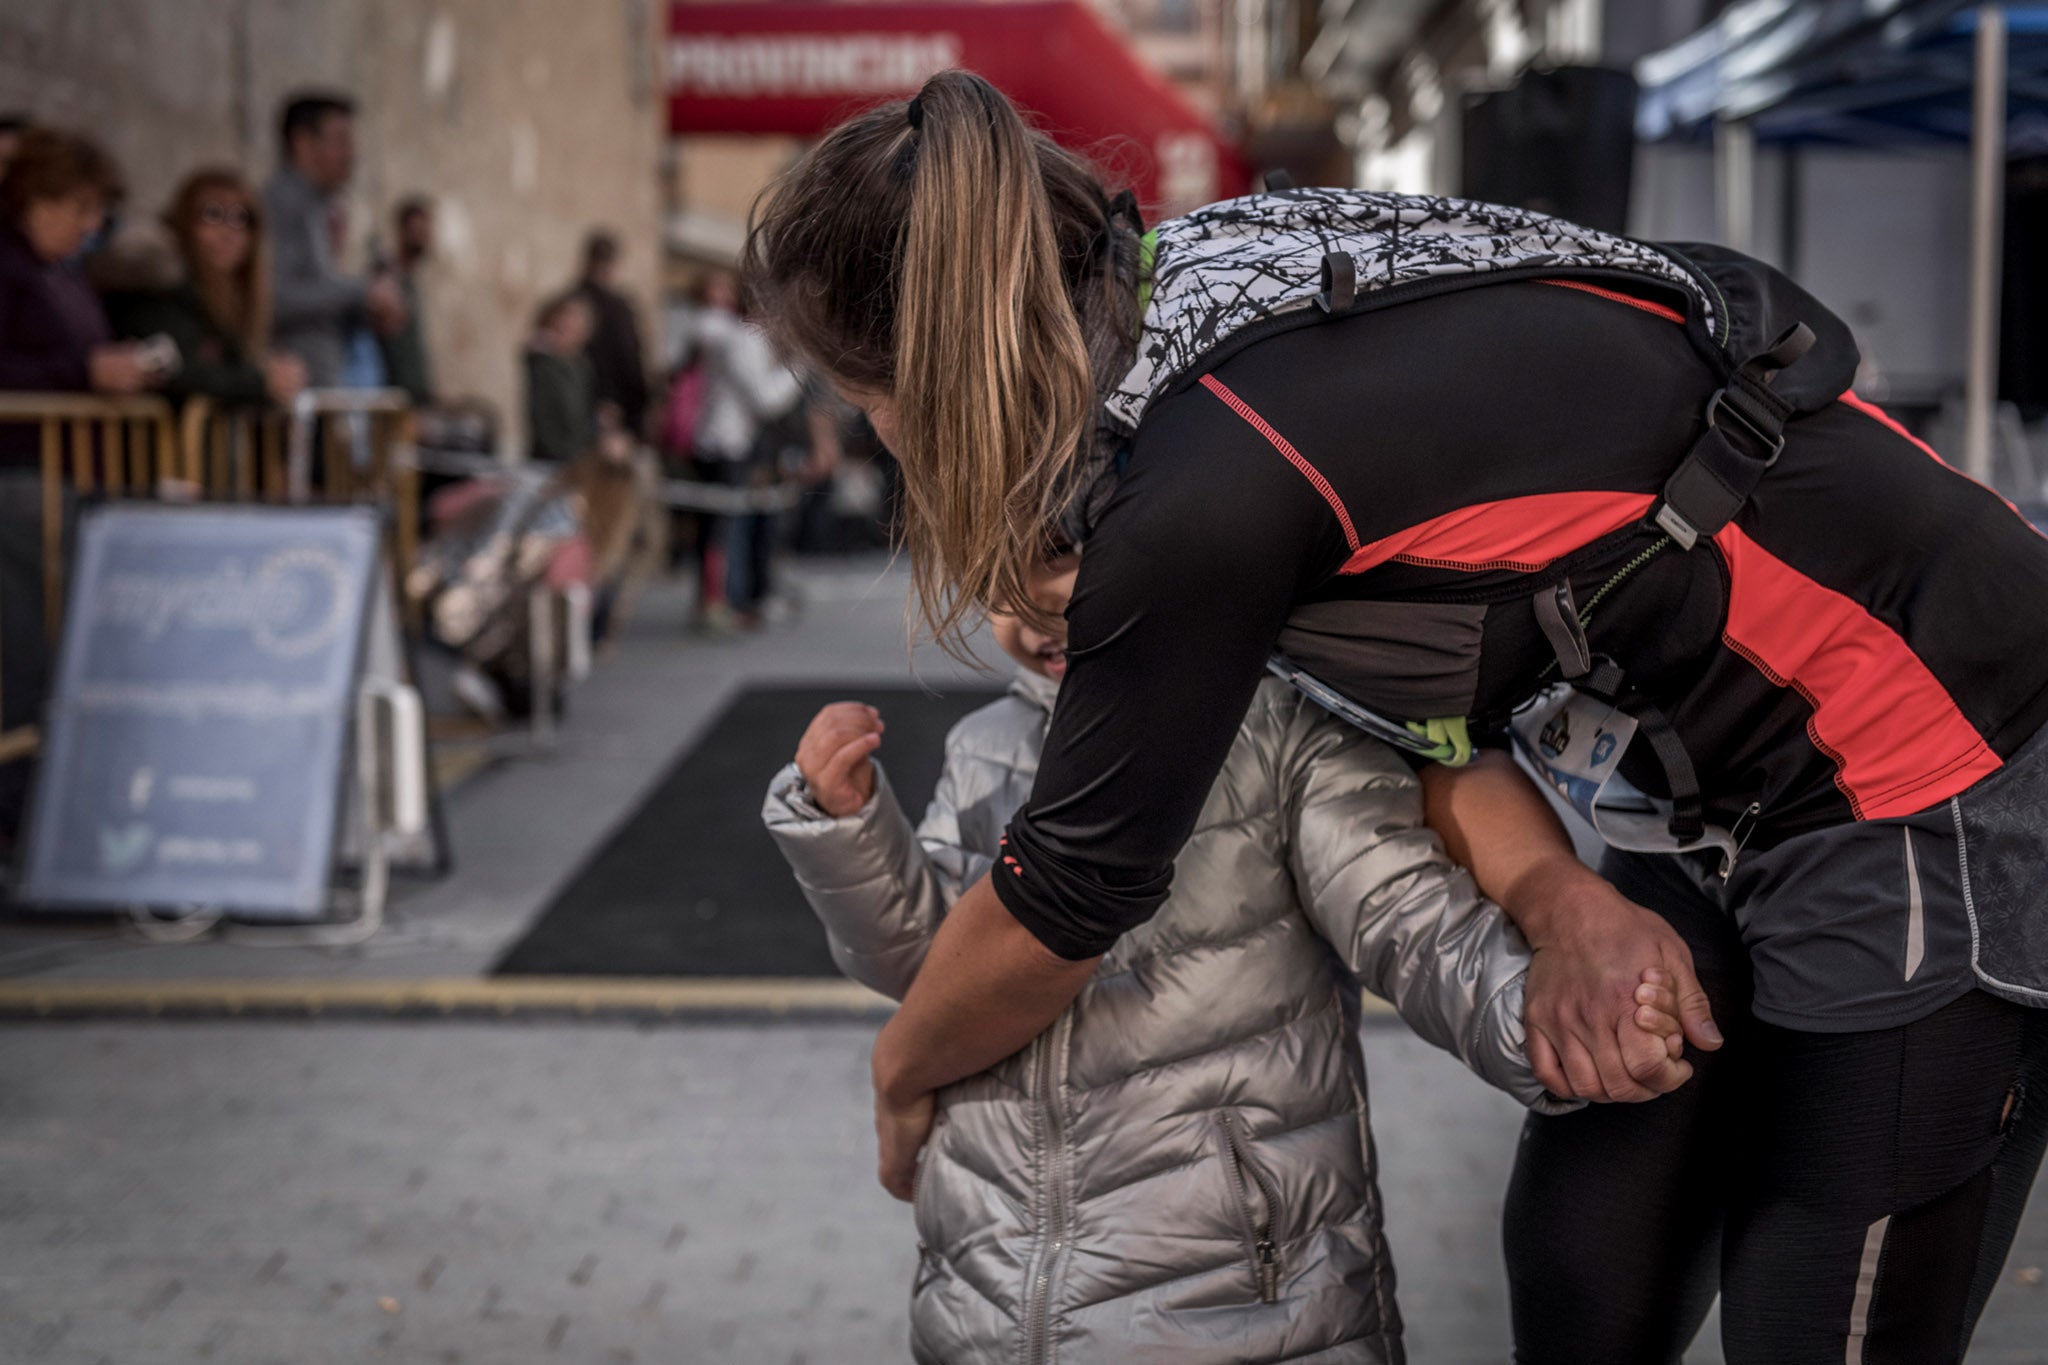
left=5, top=0, right=2048, bottom=1361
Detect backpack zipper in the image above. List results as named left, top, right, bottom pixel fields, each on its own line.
left=1020, top=1012, right=1075, bottom=1364
left=1216, top=1111, right=1283, bottom=1303
left=1535, top=534, right=1677, bottom=684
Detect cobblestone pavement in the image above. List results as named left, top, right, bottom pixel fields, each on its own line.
left=0, top=1018, right=1531, bottom=1365
left=7, top=1016, right=2047, bottom=1365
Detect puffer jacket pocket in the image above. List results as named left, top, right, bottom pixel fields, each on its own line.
left=1214, top=1110, right=1284, bottom=1304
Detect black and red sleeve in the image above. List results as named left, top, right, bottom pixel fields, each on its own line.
left=992, top=382, right=1348, bottom=960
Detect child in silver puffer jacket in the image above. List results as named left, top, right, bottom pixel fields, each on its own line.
left=763, top=551, right=1680, bottom=1365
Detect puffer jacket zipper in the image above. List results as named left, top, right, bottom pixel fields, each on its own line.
left=1216, top=1111, right=1284, bottom=1303
left=1020, top=1012, right=1075, bottom=1364
left=912, top=1111, right=942, bottom=1259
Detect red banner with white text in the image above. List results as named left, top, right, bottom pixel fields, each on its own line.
left=667, top=1, right=1248, bottom=214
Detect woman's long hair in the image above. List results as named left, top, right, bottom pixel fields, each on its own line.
left=741, top=71, right=1141, bottom=654
left=163, top=168, right=270, bottom=358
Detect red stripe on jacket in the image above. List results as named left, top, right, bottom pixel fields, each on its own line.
left=1198, top=376, right=1651, bottom=574
left=1839, top=389, right=2048, bottom=542
left=1198, top=282, right=1679, bottom=565
left=1200, top=375, right=1362, bottom=551
left=1538, top=278, right=1687, bottom=325
left=1714, top=522, right=2001, bottom=818
left=1340, top=491, right=1655, bottom=575
left=1837, top=389, right=1945, bottom=464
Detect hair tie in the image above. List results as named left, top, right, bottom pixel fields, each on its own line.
left=1106, top=188, right=1144, bottom=234
left=906, top=94, right=925, bottom=131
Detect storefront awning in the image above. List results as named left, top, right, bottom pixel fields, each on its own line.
left=666, top=0, right=1249, bottom=214
left=1636, top=3, right=2048, bottom=484
left=1636, top=0, right=2048, bottom=148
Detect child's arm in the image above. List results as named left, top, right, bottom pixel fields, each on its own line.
left=762, top=704, right=992, bottom=1001
left=1276, top=703, right=1591, bottom=1114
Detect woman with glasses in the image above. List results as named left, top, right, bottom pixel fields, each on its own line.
left=108, top=168, right=305, bottom=409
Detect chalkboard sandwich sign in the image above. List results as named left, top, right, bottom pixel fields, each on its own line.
left=18, top=504, right=388, bottom=922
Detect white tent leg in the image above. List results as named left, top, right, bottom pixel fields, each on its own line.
left=1716, top=117, right=1756, bottom=254
left=1965, top=4, right=2007, bottom=486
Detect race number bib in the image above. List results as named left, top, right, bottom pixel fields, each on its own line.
left=1511, top=686, right=1739, bottom=867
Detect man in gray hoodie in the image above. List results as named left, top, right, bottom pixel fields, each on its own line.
left=765, top=551, right=1681, bottom=1364
left=263, top=91, right=405, bottom=388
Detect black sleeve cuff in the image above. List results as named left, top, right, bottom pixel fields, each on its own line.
left=991, top=861, right=1121, bottom=961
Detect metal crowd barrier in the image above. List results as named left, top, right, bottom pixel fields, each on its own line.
left=0, top=389, right=421, bottom=767
left=181, top=387, right=421, bottom=627
left=408, top=442, right=804, bottom=514
left=0, top=392, right=182, bottom=637
left=3, top=397, right=800, bottom=770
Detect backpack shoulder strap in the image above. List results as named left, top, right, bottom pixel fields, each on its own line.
left=1653, top=322, right=1815, bottom=550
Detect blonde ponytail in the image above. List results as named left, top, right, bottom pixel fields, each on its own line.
left=743, top=72, right=1138, bottom=657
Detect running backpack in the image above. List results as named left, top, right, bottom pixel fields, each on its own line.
left=1104, top=189, right=1853, bottom=434
left=1101, top=189, right=1861, bottom=856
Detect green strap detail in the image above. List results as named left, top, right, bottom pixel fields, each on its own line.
left=1403, top=716, right=1474, bottom=767
left=1136, top=229, right=1158, bottom=316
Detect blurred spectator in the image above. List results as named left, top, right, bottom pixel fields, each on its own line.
left=574, top=229, right=650, bottom=437
left=104, top=168, right=305, bottom=408
left=0, top=128, right=163, bottom=455
left=0, top=114, right=29, bottom=182
left=669, top=269, right=798, bottom=626
left=379, top=195, right=434, bottom=405
left=264, top=90, right=404, bottom=387
left=0, top=125, right=148, bottom=838
left=726, top=369, right=824, bottom=625
left=524, top=290, right=598, bottom=465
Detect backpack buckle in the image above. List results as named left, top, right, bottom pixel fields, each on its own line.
left=1704, top=386, right=1786, bottom=466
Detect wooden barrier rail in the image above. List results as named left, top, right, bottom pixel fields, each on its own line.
left=0, top=389, right=420, bottom=766
left=181, top=389, right=420, bottom=620
left=0, top=392, right=182, bottom=636
left=0, top=393, right=182, bottom=766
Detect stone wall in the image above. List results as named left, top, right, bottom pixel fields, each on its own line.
left=0, top=0, right=666, bottom=447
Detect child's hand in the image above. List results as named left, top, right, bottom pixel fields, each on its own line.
left=1631, top=968, right=1690, bottom=1062
left=795, top=702, right=884, bottom=817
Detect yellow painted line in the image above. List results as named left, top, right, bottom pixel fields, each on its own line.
left=0, top=976, right=894, bottom=1019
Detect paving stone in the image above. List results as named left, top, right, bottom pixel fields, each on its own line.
left=5, top=1017, right=2042, bottom=1363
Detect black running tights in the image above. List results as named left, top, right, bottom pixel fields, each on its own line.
left=1504, top=850, right=2048, bottom=1364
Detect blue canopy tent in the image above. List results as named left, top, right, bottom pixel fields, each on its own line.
left=1637, top=2, right=2048, bottom=480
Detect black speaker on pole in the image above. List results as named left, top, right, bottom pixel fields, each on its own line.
left=2001, top=156, right=2048, bottom=417
left=1461, top=65, right=1639, bottom=234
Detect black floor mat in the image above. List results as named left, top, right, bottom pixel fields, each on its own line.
left=492, top=683, right=1006, bottom=977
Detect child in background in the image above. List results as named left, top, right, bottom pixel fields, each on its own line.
left=522, top=291, right=599, bottom=465
left=763, top=551, right=1684, bottom=1364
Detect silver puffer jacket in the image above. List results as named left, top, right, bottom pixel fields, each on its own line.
left=763, top=674, right=1569, bottom=1365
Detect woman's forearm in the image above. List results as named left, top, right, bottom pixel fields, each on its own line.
left=869, top=872, right=1100, bottom=1102
left=1418, top=750, right=1604, bottom=945
left=1420, top=749, right=1723, bottom=1098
